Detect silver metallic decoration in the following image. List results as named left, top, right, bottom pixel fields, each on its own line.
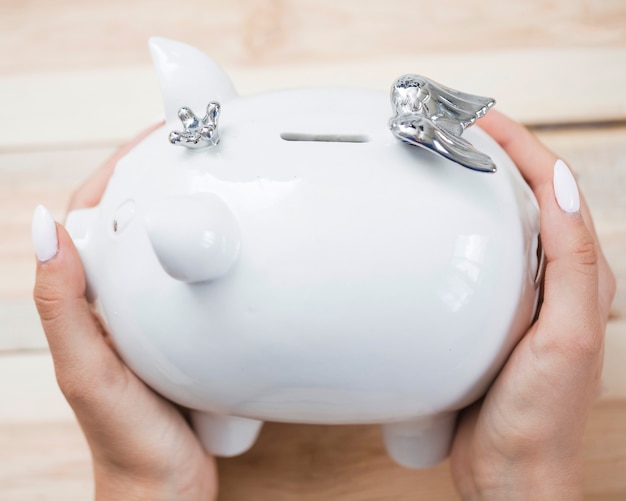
left=169, top=102, right=221, bottom=149
left=389, top=75, right=496, bottom=173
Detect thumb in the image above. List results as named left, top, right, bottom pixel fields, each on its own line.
left=534, top=160, right=601, bottom=354
left=32, top=205, right=124, bottom=401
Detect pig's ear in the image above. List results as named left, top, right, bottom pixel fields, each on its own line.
left=149, top=37, right=237, bottom=124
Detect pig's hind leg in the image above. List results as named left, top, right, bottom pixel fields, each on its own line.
left=381, top=411, right=457, bottom=468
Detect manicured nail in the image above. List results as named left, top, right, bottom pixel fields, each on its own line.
left=553, top=159, right=580, bottom=213
left=32, top=205, right=58, bottom=262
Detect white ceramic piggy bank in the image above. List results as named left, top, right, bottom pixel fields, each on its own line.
left=66, top=38, right=542, bottom=468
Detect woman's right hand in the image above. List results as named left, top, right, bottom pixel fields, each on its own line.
left=450, top=111, right=616, bottom=500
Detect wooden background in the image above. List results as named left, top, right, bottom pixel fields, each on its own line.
left=1, top=1, right=625, bottom=499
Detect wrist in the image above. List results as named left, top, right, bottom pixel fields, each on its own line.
left=459, top=457, right=584, bottom=501
left=94, top=463, right=217, bottom=501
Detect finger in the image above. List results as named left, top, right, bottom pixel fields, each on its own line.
left=533, top=162, right=602, bottom=358
left=480, top=111, right=594, bottom=232
left=68, top=122, right=163, bottom=212
left=32, top=205, right=125, bottom=403
left=480, top=111, right=615, bottom=320
left=479, top=110, right=557, bottom=192
left=479, top=112, right=602, bottom=347
left=32, top=206, right=208, bottom=479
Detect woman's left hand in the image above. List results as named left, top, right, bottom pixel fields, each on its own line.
left=33, top=125, right=219, bottom=501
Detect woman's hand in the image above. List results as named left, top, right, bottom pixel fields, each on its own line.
left=32, top=125, right=218, bottom=501
left=450, top=112, right=616, bottom=500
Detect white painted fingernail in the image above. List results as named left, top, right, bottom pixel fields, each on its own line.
left=32, top=205, right=58, bottom=262
left=553, top=159, right=580, bottom=213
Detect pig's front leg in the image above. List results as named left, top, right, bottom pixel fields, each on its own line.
left=381, top=412, right=457, bottom=468
left=190, top=411, right=263, bottom=457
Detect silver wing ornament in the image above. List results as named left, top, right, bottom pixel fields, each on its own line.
left=169, top=102, right=221, bottom=149
left=389, top=75, right=496, bottom=173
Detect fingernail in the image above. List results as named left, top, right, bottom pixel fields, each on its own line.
left=553, top=159, right=580, bottom=213
left=32, top=205, right=58, bottom=262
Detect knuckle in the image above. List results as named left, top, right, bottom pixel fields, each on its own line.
left=531, top=315, right=604, bottom=362
left=58, top=376, right=107, bottom=410
left=56, top=371, right=92, bottom=405
left=33, top=281, right=65, bottom=323
left=571, top=231, right=598, bottom=270
left=56, top=359, right=125, bottom=409
left=570, top=324, right=604, bottom=359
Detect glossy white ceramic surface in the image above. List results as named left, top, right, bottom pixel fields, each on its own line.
left=65, top=38, right=541, bottom=468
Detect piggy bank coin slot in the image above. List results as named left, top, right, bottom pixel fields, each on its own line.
left=280, top=132, right=370, bottom=143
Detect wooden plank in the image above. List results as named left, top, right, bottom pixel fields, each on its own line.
left=1, top=401, right=624, bottom=500
left=1, top=127, right=625, bottom=394
left=603, top=321, right=626, bottom=401
left=218, top=401, right=626, bottom=500
left=0, top=421, right=92, bottom=500
left=2, top=127, right=624, bottom=351
left=2, top=315, right=624, bottom=426
left=0, top=147, right=115, bottom=351
left=1, top=0, right=625, bottom=75
left=2, top=47, right=626, bottom=150
left=0, top=353, right=74, bottom=424
left=1, top=1, right=625, bottom=498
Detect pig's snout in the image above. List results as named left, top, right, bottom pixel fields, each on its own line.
left=145, top=193, right=241, bottom=283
